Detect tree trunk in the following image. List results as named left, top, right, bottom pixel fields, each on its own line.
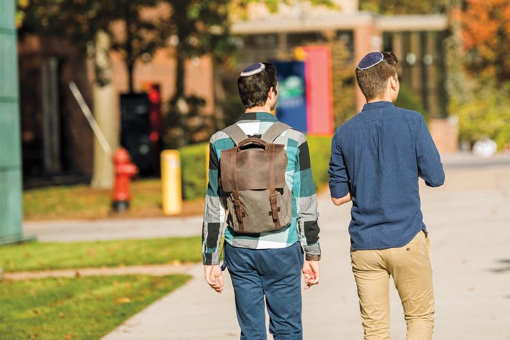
left=175, top=49, right=185, bottom=100
left=127, top=61, right=135, bottom=93
left=91, top=30, right=119, bottom=189
left=125, top=5, right=135, bottom=93
left=213, top=63, right=226, bottom=130
left=173, top=0, right=187, bottom=100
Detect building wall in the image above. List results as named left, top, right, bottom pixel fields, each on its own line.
left=110, top=50, right=215, bottom=114
left=18, top=36, right=94, bottom=178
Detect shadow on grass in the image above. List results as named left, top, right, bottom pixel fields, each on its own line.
left=489, top=259, right=510, bottom=273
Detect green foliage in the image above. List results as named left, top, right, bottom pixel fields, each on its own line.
left=165, top=96, right=211, bottom=148
left=396, top=84, right=430, bottom=121
left=360, top=0, right=446, bottom=14
left=18, top=0, right=165, bottom=90
left=18, top=0, right=160, bottom=51
left=331, top=37, right=356, bottom=126
left=308, top=135, right=333, bottom=189
left=180, top=143, right=208, bottom=200
left=0, top=237, right=201, bottom=272
left=452, top=83, right=510, bottom=150
left=238, top=0, right=335, bottom=13
left=0, top=275, right=190, bottom=339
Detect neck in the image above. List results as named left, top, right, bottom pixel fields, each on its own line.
left=367, top=92, right=393, bottom=104
left=245, top=105, right=274, bottom=114
left=367, top=97, right=392, bottom=104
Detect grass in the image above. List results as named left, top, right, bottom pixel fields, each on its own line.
left=23, top=179, right=204, bottom=221
left=0, top=237, right=201, bottom=272
left=0, top=275, right=191, bottom=340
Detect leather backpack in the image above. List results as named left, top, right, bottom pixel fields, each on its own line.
left=220, top=122, right=292, bottom=234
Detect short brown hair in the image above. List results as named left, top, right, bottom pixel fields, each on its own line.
left=355, top=52, right=399, bottom=100
left=238, top=63, right=278, bottom=108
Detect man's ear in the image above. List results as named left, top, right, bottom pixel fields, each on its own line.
left=270, top=86, right=277, bottom=98
left=268, top=86, right=277, bottom=102
left=389, top=75, right=398, bottom=91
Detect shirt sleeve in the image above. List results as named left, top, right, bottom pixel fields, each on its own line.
left=416, top=116, right=445, bottom=187
left=328, top=132, right=350, bottom=198
left=293, top=139, right=321, bottom=261
left=201, top=141, right=228, bottom=265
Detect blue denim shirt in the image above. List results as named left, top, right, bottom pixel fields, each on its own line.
left=328, top=101, right=445, bottom=250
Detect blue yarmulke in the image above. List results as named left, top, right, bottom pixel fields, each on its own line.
left=240, top=63, right=265, bottom=77
left=357, top=52, right=384, bottom=70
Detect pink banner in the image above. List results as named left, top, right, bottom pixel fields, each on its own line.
left=303, top=46, right=334, bottom=136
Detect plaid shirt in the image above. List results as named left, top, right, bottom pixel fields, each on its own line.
left=201, top=112, right=321, bottom=265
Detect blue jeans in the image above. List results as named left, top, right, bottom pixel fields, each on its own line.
left=224, top=242, right=304, bottom=340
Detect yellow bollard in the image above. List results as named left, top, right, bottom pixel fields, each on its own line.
left=161, top=150, right=183, bottom=215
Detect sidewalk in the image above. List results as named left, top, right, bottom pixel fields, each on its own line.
left=24, top=216, right=202, bottom=242
left=102, top=163, right=510, bottom=340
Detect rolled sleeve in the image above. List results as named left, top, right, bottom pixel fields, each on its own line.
left=416, top=116, right=445, bottom=187
left=328, top=133, right=350, bottom=198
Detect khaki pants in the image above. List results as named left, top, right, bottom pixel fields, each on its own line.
left=351, top=231, right=434, bottom=340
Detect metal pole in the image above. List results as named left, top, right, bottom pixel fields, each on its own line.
left=69, top=81, right=112, bottom=155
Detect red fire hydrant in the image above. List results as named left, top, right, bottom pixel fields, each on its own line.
left=112, top=148, right=138, bottom=213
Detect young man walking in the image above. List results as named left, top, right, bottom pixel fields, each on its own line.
left=328, top=52, right=445, bottom=340
left=202, top=62, right=321, bottom=340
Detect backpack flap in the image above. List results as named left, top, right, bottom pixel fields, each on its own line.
left=220, top=141, right=287, bottom=192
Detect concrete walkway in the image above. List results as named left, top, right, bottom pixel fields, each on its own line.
left=24, top=216, right=202, bottom=242
left=100, top=162, right=510, bottom=340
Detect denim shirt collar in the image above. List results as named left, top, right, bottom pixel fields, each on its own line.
left=362, top=101, right=394, bottom=112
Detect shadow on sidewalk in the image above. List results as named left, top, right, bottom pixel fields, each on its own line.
left=489, top=259, right=510, bottom=274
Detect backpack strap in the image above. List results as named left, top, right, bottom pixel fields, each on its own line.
left=261, top=122, right=290, bottom=143
left=267, top=144, right=281, bottom=229
left=222, top=124, right=248, bottom=145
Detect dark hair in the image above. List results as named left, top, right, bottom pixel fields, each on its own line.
left=238, top=62, right=278, bottom=108
left=355, top=52, right=399, bottom=100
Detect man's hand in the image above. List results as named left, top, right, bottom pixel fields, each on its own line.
left=331, top=192, right=352, bottom=206
left=302, top=260, right=320, bottom=289
left=204, top=265, right=224, bottom=293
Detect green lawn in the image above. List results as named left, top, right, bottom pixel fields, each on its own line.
left=0, top=275, right=191, bottom=340
left=23, top=179, right=204, bottom=221
left=0, top=237, right=201, bottom=272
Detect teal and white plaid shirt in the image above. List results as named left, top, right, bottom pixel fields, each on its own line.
left=201, top=112, right=321, bottom=265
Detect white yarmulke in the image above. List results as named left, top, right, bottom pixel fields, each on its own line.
left=240, top=63, right=266, bottom=77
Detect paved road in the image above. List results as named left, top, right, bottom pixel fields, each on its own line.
left=98, top=162, right=510, bottom=340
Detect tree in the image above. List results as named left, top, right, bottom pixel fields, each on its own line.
left=18, top=0, right=165, bottom=93
left=160, top=0, right=334, bottom=148
left=461, top=0, right=510, bottom=83
left=111, top=1, right=168, bottom=93
left=18, top=1, right=166, bottom=187
left=162, top=0, right=335, bottom=99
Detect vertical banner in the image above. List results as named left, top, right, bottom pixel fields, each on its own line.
left=303, top=46, right=334, bottom=136
left=274, top=61, right=308, bottom=133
